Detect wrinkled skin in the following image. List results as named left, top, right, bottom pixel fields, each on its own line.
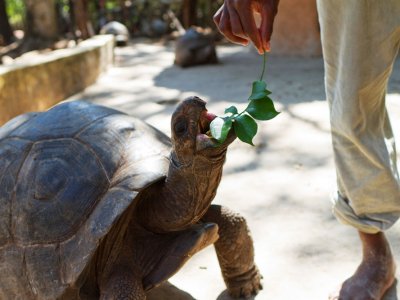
left=98, top=97, right=261, bottom=299
left=0, top=97, right=259, bottom=300
left=213, top=0, right=280, bottom=53
left=330, top=232, right=396, bottom=300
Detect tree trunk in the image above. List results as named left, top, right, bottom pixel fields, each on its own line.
left=0, top=0, right=13, bottom=45
left=25, top=0, right=59, bottom=41
left=182, top=0, right=197, bottom=29
left=94, top=0, right=106, bottom=32
left=0, top=0, right=59, bottom=59
left=119, top=0, right=128, bottom=25
left=71, top=0, right=94, bottom=39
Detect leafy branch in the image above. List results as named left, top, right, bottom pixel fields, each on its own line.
left=209, top=52, right=280, bottom=145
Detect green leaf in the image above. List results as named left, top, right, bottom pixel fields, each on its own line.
left=252, top=80, right=267, bottom=93
left=233, top=114, right=258, bottom=146
left=210, top=117, right=233, bottom=143
left=225, top=106, right=238, bottom=115
left=249, top=80, right=272, bottom=100
left=249, top=91, right=267, bottom=101
left=246, top=97, right=280, bottom=120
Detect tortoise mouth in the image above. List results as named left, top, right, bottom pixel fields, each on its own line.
left=198, top=110, right=216, bottom=135
left=172, top=96, right=222, bottom=152
left=196, top=109, right=217, bottom=151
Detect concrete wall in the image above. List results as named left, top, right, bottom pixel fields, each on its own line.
left=0, top=35, right=114, bottom=125
left=271, top=0, right=321, bottom=56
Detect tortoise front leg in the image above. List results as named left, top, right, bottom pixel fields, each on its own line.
left=100, top=265, right=146, bottom=300
left=201, top=205, right=262, bottom=298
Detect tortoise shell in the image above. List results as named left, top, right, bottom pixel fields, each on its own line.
left=0, top=101, right=170, bottom=299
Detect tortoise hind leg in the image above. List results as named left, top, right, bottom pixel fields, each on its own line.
left=143, top=222, right=219, bottom=291
left=202, top=205, right=262, bottom=298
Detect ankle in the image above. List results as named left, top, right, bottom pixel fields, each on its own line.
left=359, top=231, right=393, bottom=260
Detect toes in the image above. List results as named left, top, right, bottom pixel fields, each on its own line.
left=225, top=267, right=262, bottom=299
left=241, top=283, right=259, bottom=298
left=228, top=278, right=262, bottom=299
left=227, top=287, right=241, bottom=298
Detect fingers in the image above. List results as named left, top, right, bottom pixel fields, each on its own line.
left=260, top=4, right=277, bottom=52
left=214, top=1, right=265, bottom=54
left=213, top=5, right=223, bottom=25
left=213, top=0, right=280, bottom=54
left=214, top=4, right=249, bottom=46
left=226, top=1, right=246, bottom=39
left=232, top=2, right=264, bottom=54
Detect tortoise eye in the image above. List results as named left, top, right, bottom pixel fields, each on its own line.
left=174, top=119, right=188, bottom=136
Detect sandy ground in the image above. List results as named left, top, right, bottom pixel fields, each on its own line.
left=69, top=40, right=400, bottom=300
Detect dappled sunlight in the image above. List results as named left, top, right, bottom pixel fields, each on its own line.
left=68, top=41, right=400, bottom=300
left=153, top=45, right=326, bottom=106
left=6, top=0, right=400, bottom=297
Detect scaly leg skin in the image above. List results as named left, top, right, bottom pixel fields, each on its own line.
left=142, top=223, right=219, bottom=291
left=331, top=231, right=396, bottom=300
left=100, top=265, right=146, bottom=300
left=202, top=205, right=262, bottom=298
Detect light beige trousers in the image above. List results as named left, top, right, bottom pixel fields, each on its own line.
left=317, top=0, right=400, bottom=233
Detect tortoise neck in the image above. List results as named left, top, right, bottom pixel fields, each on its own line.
left=137, top=150, right=226, bottom=233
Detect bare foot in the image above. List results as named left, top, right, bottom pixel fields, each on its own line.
left=331, top=232, right=396, bottom=300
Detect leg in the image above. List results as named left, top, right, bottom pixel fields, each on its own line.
left=317, top=0, right=400, bottom=298
left=336, top=232, right=396, bottom=300
left=317, top=1, right=400, bottom=230
left=100, top=265, right=146, bottom=300
left=142, top=223, right=219, bottom=291
left=202, top=205, right=262, bottom=298
left=100, top=222, right=218, bottom=299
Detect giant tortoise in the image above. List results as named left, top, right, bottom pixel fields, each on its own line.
left=100, top=21, right=130, bottom=46
left=0, top=97, right=261, bottom=299
left=174, top=27, right=218, bottom=68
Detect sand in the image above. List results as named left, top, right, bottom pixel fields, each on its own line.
left=68, top=40, right=400, bottom=300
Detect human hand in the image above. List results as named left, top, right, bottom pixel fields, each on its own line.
left=213, top=0, right=279, bottom=54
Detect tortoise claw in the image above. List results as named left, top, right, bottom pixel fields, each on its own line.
left=226, top=266, right=262, bottom=299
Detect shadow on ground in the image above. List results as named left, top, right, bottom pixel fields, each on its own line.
left=71, top=41, right=400, bottom=300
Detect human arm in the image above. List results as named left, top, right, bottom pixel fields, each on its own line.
left=213, top=0, right=280, bottom=54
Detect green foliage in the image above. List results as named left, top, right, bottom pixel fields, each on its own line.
left=58, top=0, right=70, bottom=14
left=209, top=53, right=280, bottom=146
left=248, top=81, right=271, bottom=100
left=233, top=114, right=258, bottom=145
left=210, top=117, right=232, bottom=143
left=4, top=0, right=227, bottom=36
left=246, top=82, right=279, bottom=121
left=6, top=0, right=25, bottom=27
left=105, top=0, right=121, bottom=11
left=224, top=106, right=238, bottom=115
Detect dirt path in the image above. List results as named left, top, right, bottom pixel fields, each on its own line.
left=69, top=41, right=400, bottom=299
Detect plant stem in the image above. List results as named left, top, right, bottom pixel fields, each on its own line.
left=259, top=51, right=267, bottom=81
left=237, top=110, right=246, bottom=117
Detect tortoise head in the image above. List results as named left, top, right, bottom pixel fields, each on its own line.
left=171, top=96, right=235, bottom=166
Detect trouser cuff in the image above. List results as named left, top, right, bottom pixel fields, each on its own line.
left=332, top=192, right=400, bottom=234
